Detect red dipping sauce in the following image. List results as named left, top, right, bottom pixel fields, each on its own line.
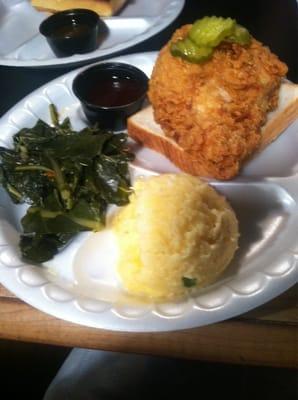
left=72, top=62, right=149, bottom=131
left=85, top=74, right=146, bottom=107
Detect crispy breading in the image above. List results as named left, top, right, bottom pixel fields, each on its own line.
left=148, top=26, right=288, bottom=179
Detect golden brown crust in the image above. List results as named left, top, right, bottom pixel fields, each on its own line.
left=128, top=88, right=298, bottom=180
left=128, top=110, right=238, bottom=180
left=148, top=25, right=288, bottom=179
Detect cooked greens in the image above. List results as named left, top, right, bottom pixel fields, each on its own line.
left=0, top=104, right=133, bottom=264
left=182, top=276, right=197, bottom=288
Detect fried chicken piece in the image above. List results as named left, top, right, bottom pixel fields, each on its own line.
left=148, top=26, right=288, bottom=179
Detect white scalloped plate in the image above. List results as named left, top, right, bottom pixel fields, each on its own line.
left=0, top=0, right=184, bottom=67
left=0, top=52, right=297, bottom=332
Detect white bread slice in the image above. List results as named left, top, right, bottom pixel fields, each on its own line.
left=128, top=82, right=298, bottom=179
left=258, top=82, right=298, bottom=150
left=31, top=0, right=127, bottom=17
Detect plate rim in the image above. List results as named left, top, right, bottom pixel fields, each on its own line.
left=0, top=0, right=185, bottom=67
left=0, top=51, right=297, bottom=332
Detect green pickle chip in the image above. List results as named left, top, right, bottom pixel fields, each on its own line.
left=170, top=17, right=251, bottom=64
left=170, top=38, right=213, bottom=63
left=227, top=24, right=251, bottom=45
left=189, top=16, right=236, bottom=47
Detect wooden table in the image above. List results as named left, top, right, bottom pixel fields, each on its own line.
left=1, top=283, right=297, bottom=368
left=0, top=0, right=297, bottom=371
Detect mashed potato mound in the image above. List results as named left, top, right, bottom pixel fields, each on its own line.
left=113, top=174, right=238, bottom=302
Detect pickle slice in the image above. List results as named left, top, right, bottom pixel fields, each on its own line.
left=170, top=38, right=213, bottom=63
left=189, top=16, right=236, bottom=47
left=227, top=24, right=251, bottom=45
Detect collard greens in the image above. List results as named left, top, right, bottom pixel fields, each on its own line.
left=0, top=105, right=134, bottom=264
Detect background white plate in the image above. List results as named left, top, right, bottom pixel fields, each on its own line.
left=0, top=52, right=297, bottom=332
left=0, top=0, right=184, bottom=67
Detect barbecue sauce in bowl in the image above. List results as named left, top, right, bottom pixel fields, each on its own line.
left=39, top=9, right=105, bottom=57
left=73, top=62, right=149, bottom=131
left=85, top=74, right=146, bottom=107
left=50, top=23, right=92, bottom=39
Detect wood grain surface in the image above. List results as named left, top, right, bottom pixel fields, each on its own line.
left=0, top=0, right=297, bottom=373
left=0, top=284, right=297, bottom=368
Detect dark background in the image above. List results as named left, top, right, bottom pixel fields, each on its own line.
left=0, top=0, right=297, bottom=117
left=0, top=0, right=297, bottom=398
